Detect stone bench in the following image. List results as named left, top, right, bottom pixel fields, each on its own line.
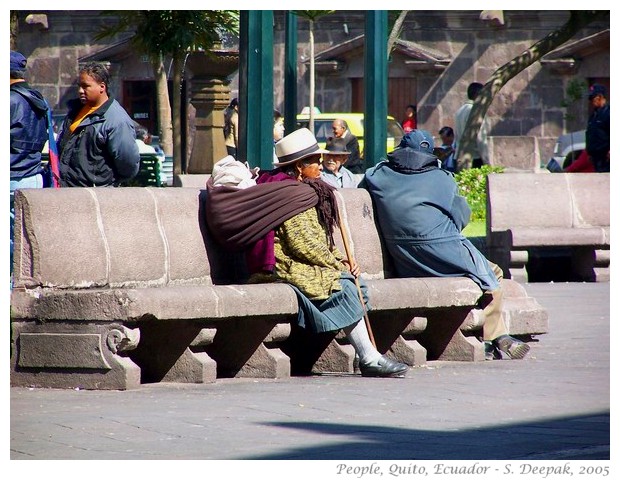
left=11, top=187, right=548, bottom=390
left=486, top=172, right=610, bottom=282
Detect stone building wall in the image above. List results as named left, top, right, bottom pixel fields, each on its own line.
left=13, top=12, right=132, bottom=112
left=273, top=11, right=609, bottom=168
left=13, top=10, right=609, bottom=170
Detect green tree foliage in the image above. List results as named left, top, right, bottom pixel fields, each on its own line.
left=455, top=165, right=504, bottom=222
left=95, top=11, right=239, bottom=174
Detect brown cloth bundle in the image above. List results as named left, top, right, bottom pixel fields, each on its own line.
left=204, top=177, right=318, bottom=250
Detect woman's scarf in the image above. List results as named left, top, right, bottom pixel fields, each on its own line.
left=205, top=170, right=341, bottom=273
left=205, top=174, right=316, bottom=251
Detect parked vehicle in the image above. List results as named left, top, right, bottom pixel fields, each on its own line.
left=296, top=113, right=405, bottom=158
left=546, top=129, right=585, bottom=170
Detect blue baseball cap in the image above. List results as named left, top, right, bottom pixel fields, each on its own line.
left=396, top=129, right=435, bottom=155
left=10, top=51, right=27, bottom=72
left=588, top=84, right=606, bottom=99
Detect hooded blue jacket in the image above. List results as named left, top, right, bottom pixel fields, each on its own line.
left=362, top=147, right=499, bottom=291
left=10, top=82, right=49, bottom=180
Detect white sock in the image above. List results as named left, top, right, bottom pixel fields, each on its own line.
left=344, top=320, right=382, bottom=365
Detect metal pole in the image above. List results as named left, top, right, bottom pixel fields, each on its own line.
left=239, top=11, right=274, bottom=170
left=364, top=11, right=388, bottom=168
left=284, top=12, right=298, bottom=136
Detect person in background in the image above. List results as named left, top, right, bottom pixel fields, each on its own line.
left=135, top=124, right=157, bottom=155
left=57, top=61, right=139, bottom=187
left=585, top=84, right=610, bottom=172
left=224, top=97, right=239, bottom=159
left=321, top=137, right=358, bottom=188
left=10, top=50, right=50, bottom=280
left=272, top=109, right=285, bottom=164
left=401, top=104, right=417, bottom=133
left=362, top=129, right=531, bottom=361
left=454, top=82, right=489, bottom=169
left=436, top=126, right=457, bottom=173
left=327, top=119, right=363, bottom=174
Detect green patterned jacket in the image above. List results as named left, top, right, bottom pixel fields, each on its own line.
left=274, top=207, right=347, bottom=300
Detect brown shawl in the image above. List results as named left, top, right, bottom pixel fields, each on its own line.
left=204, top=176, right=318, bottom=250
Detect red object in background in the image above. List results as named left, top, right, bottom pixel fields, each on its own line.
left=402, top=117, right=416, bottom=133
left=565, top=150, right=595, bottom=173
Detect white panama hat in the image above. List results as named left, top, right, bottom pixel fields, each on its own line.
left=274, top=128, right=328, bottom=167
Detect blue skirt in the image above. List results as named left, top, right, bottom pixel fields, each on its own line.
left=291, top=273, right=371, bottom=333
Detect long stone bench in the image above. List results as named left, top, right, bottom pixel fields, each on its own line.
left=486, top=172, right=610, bottom=282
left=10, top=187, right=548, bottom=390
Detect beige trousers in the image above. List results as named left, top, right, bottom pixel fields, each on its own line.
left=480, top=261, right=509, bottom=341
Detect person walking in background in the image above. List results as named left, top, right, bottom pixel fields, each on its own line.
left=321, top=137, right=358, bottom=188
left=585, top=84, right=610, bottom=172
left=401, top=104, right=417, bottom=133
left=362, top=130, right=530, bottom=361
left=327, top=119, right=363, bottom=174
left=454, top=82, right=489, bottom=169
left=57, top=62, right=139, bottom=187
left=436, top=126, right=457, bottom=173
left=224, top=97, right=239, bottom=158
left=10, top=50, right=51, bottom=279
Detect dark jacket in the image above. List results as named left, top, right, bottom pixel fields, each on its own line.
left=586, top=103, right=610, bottom=156
left=58, top=97, right=140, bottom=187
left=10, top=82, right=49, bottom=180
left=362, top=147, right=499, bottom=291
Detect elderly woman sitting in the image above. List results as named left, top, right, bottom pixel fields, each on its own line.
left=205, top=128, right=408, bottom=378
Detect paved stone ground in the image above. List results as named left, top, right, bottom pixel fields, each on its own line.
left=8, top=283, right=613, bottom=472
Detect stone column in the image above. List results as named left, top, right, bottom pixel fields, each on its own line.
left=185, top=50, right=239, bottom=174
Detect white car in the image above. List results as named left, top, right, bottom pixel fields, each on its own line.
left=546, top=130, right=585, bottom=171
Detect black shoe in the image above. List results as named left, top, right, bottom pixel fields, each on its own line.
left=484, top=341, right=502, bottom=360
left=360, top=356, right=409, bottom=378
left=493, top=335, right=530, bottom=360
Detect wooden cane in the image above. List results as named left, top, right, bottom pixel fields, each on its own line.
left=336, top=206, right=377, bottom=348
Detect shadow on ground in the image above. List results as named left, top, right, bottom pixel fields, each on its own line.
left=247, top=412, right=610, bottom=460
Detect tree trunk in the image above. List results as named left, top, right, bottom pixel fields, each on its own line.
left=10, top=11, right=19, bottom=50
left=172, top=53, right=184, bottom=176
left=309, top=20, right=315, bottom=134
left=456, top=10, right=607, bottom=171
left=153, top=56, right=173, bottom=156
left=387, top=10, right=409, bottom=57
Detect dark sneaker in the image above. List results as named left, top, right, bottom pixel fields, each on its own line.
left=493, top=335, right=530, bottom=360
left=484, top=341, right=502, bottom=360
left=360, top=355, right=409, bottom=378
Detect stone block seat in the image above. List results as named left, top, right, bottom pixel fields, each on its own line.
left=486, top=172, right=610, bottom=283
left=11, top=187, right=548, bottom=390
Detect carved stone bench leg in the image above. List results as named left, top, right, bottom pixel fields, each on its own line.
left=572, top=247, right=610, bottom=282
left=312, top=336, right=356, bottom=374
left=11, top=321, right=141, bottom=390
left=205, top=317, right=292, bottom=379
left=282, top=326, right=345, bottom=375
left=236, top=323, right=292, bottom=378
left=509, top=250, right=529, bottom=283
left=370, top=311, right=427, bottom=366
left=417, top=307, right=485, bottom=362
left=129, top=321, right=216, bottom=384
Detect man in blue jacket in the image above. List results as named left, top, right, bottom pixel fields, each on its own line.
left=10, top=50, right=50, bottom=277
left=586, top=84, right=610, bottom=173
left=58, top=62, right=139, bottom=187
left=362, top=129, right=530, bottom=360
